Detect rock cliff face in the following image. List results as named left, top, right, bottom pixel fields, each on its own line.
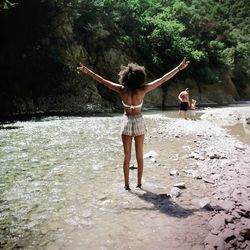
left=0, top=11, right=248, bottom=119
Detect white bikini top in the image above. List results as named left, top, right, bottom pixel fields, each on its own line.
left=122, top=100, right=143, bottom=109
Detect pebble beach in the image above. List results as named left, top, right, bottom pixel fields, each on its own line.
left=0, top=105, right=249, bottom=250
left=142, top=105, right=250, bottom=250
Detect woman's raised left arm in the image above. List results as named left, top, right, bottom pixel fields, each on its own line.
left=144, top=57, right=190, bottom=93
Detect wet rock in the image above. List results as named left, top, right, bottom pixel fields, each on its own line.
left=199, top=197, right=211, bottom=210
left=199, top=198, right=224, bottom=211
left=170, top=187, right=181, bottom=198
left=234, top=144, right=246, bottom=151
left=185, top=169, right=202, bottom=179
left=241, top=218, right=250, bottom=228
left=239, top=201, right=250, bottom=217
left=189, top=152, right=205, bottom=161
left=204, top=234, right=227, bottom=250
left=234, top=226, right=245, bottom=242
left=239, top=242, right=249, bottom=249
left=211, top=203, right=225, bottom=212
left=184, top=169, right=194, bottom=176
left=203, top=178, right=215, bottom=185
left=231, top=189, right=249, bottom=203
left=210, top=173, right=222, bottom=182
left=224, top=214, right=234, bottom=224
left=240, top=218, right=250, bottom=240
left=129, top=165, right=137, bottom=170
left=227, top=223, right=236, bottom=230
left=209, top=214, right=226, bottom=231
left=196, top=133, right=202, bottom=137
left=240, top=228, right=250, bottom=241
left=215, top=200, right=235, bottom=212
left=173, top=182, right=186, bottom=189
left=221, top=228, right=236, bottom=243
left=194, top=174, right=202, bottom=180
left=182, top=145, right=191, bottom=150
left=211, top=229, right=220, bottom=235
left=208, top=153, right=221, bottom=159
left=205, top=203, right=217, bottom=212
left=246, top=117, right=250, bottom=124
left=189, top=152, right=199, bottom=158
left=143, top=150, right=159, bottom=159
left=231, top=210, right=242, bottom=219
left=150, top=157, right=157, bottom=163
left=169, top=170, right=179, bottom=176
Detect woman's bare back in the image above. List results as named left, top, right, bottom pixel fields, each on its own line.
left=120, top=88, right=146, bottom=115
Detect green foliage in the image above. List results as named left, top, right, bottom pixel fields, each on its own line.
left=73, top=0, right=249, bottom=89
left=0, top=0, right=18, bottom=10
left=1, top=0, right=249, bottom=100
left=196, top=67, right=220, bottom=85
left=221, top=48, right=235, bottom=70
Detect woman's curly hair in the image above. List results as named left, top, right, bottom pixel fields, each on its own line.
left=118, top=63, right=146, bottom=90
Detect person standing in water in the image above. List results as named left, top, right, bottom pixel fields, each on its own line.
left=78, top=58, right=190, bottom=190
left=190, top=99, right=197, bottom=120
left=178, top=88, right=190, bottom=119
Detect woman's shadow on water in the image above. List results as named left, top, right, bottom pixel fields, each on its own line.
left=128, top=188, right=200, bottom=218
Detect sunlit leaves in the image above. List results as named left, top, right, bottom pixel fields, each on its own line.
left=0, top=0, right=18, bottom=10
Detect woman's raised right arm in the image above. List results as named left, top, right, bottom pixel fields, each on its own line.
left=77, top=63, right=122, bottom=93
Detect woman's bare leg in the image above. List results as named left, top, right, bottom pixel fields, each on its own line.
left=122, top=134, right=132, bottom=189
left=134, top=134, right=144, bottom=187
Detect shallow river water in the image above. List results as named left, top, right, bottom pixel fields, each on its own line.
left=0, top=109, right=248, bottom=250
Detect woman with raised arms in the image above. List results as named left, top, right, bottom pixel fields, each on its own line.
left=77, top=58, right=189, bottom=190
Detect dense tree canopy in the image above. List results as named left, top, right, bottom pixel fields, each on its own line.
left=75, top=0, right=250, bottom=85
left=0, top=0, right=249, bottom=101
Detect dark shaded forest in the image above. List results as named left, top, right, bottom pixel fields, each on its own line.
left=0, top=0, right=249, bottom=118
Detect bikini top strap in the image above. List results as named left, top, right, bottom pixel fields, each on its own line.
left=122, top=100, right=143, bottom=109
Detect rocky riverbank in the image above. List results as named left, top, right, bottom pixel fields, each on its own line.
left=143, top=106, right=250, bottom=249
left=199, top=107, right=250, bottom=250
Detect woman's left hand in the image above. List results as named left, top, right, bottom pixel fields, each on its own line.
left=77, top=62, right=89, bottom=74
left=178, top=57, right=190, bottom=71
